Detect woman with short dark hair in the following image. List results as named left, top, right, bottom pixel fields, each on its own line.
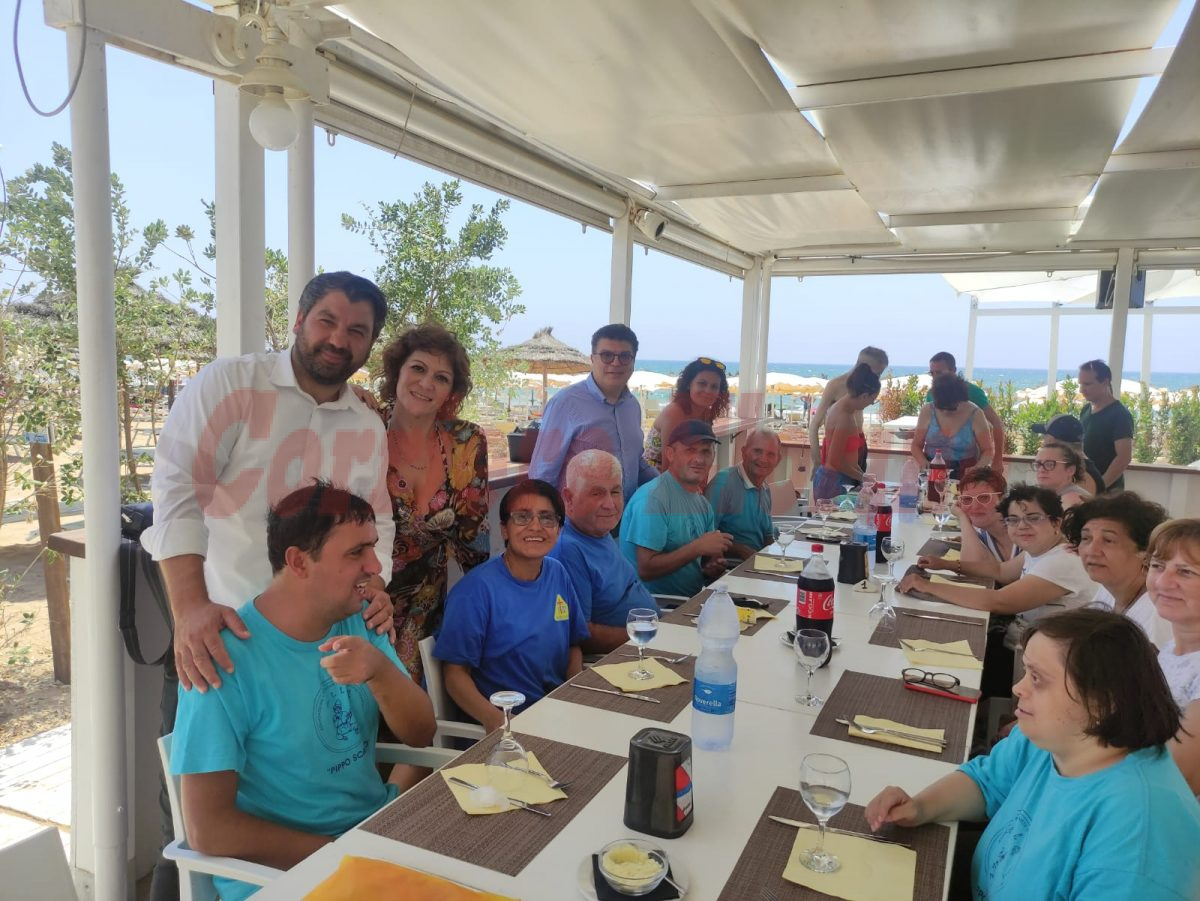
left=910, top=374, right=994, bottom=479
left=866, top=608, right=1200, bottom=898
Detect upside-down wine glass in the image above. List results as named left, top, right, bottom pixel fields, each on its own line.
left=777, top=527, right=796, bottom=558
left=798, top=754, right=852, bottom=873
left=626, top=608, right=659, bottom=680
left=869, top=537, right=905, bottom=628
left=794, top=629, right=830, bottom=707
left=485, top=690, right=529, bottom=794
left=816, top=498, right=836, bottom=533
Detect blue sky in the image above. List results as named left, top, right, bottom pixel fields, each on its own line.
left=3, top=3, right=1197, bottom=373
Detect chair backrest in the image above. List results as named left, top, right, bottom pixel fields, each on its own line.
left=418, top=635, right=452, bottom=720
left=769, top=479, right=800, bottom=515
left=158, top=733, right=186, bottom=840
left=0, top=827, right=77, bottom=901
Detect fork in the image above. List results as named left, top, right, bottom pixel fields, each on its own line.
left=496, top=762, right=572, bottom=791
left=619, top=652, right=691, bottom=665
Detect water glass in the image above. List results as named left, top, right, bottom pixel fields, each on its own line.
left=626, top=608, right=659, bottom=680
left=794, top=629, right=830, bottom=707
left=798, top=754, right=851, bottom=873
left=869, top=537, right=904, bottom=629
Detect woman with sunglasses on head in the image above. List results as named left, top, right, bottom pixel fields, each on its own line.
left=1061, top=493, right=1170, bottom=648
left=1146, top=518, right=1200, bottom=794
left=435, top=480, right=588, bottom=729
left=643, top=357, right=731, bottom=472
left=811, top=362, right=881, bottom=501
left=918, top=467, right=1017, bottom=580
left=899, top=486, right=1097, bottom=645
left=867, top=609, right=1200, bottom=899
left=1033, top=443, right=1092, bottom=510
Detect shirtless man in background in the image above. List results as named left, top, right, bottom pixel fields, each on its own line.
left=808, top=346, right=889, bottom=483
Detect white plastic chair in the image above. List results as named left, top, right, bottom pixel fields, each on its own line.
left=0, top=826, right=76, bottom=901
left=159, top=732, right=458, bottom=901
left=418, top=635, right=487, bottom=747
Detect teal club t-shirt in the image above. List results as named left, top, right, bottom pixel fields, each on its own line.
left=925, top=380, right=991, bottom=410
left=619, top=470, right=716, bottom=598
left=171, top=600, right=404, bottom=901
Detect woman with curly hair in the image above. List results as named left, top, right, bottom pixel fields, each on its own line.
left=643, top=356, right=731, bottom=471
left=378, top=322, right=490, bottom=683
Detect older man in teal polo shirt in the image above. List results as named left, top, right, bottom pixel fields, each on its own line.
left=706, top=427, right=782, bottom=559
left=619, top=421, right=733, bottom=598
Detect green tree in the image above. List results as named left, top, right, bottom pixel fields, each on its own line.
left=1165, top=388, right=1200, bottom=466
left=877, top=372, right=924, bottom=421
left=1132, top=385, right=1161, bottom=464
left=341, top=180, right=525, bottom=410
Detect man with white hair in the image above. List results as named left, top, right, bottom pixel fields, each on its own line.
left=705, top=428, right=783, bottom=559
left=549, top=450, right=659, bottom=653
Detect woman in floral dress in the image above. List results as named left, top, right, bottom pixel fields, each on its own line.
left=378, top=323, right=490, bottom=684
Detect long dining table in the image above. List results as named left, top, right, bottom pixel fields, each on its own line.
left=254, top=517, right=988, bottom=900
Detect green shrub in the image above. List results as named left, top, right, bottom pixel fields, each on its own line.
left=1165, top=387, right=1200, bottom=466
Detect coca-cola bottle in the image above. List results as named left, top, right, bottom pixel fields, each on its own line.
left=927, top=449, right=949, bottom=505
left=796, top=545, right=835, bottom=668
left=874, top=496, right=893, bottom=564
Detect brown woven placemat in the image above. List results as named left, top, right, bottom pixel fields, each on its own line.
left=868, top=606, right=986, bottom=656
left=661, top=588, right=788, bottom=637
left=717, top=786, right=950, bottom=900
left=809, top=670, right=970, bottom=763
left=900, top=564, right=992, bottom=605
left=917, top=537, right=958, bottom=558
left=551, top=644, right=695, bottom=723
left=361, top=732, right=625, bottom=876
left=729, top=555, right=806, bottom=585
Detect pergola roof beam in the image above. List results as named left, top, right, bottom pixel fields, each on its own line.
left=884, top=208, right=1079, bottom=228
left=655, top=175, right=854, bottom=200
left=1103, top=149, right=1200, bottom=173
left=788, top=47, right=1172, bottom=110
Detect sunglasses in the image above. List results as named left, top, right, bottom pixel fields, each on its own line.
left=594, top=350, right=635, bottom=365
left=960, top=492, right=1000, bottom=506
left=697, top=357, right=726, bottom=371
left=902, top=668, right=961, bottom=690
left=1003, top=513, right=1049, bottom=527
left=507, top=510, right=560, bottom=528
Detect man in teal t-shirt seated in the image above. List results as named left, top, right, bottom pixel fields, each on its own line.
left=620, top=420, right=732, bottom=598
left=705, top=427, right=782, bottom=559
left=170, top=482, right=436, bottom=901
left=927, top=351, right=1006, bottom=473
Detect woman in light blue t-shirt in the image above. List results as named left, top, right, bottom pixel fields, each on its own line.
left=866, top=608, right=1200, bottom=900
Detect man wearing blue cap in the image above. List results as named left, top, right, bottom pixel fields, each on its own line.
left=619, top=420, right=733, bottom=598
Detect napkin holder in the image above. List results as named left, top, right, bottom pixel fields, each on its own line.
left=838, top=541, right=867, bottom=584
left=624, top=728, right=693, bottom=839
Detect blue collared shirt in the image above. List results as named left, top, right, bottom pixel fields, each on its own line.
left=529, top=374, right=658, bottom=501
left=705, top=464, right=773, bottom=551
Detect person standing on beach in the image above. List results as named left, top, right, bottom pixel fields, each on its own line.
left=1078, top=359, right=1134, bottom=492
left=808, top=346, right=889, bottom=483
left=530, top=323, right=658, bottom=505
left=927, top=351, right=1006, bottom=473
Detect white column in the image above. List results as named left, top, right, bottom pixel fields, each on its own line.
left=287, top=98, right=315, bottom=332
left=737, top=259, right=765, bottom=420
left=214, top=81, right=266, bottom=356
left=963, top=295, right=978, bottom=380
left=1047, top=303, right=1061, bottom=391
left=755, top=257, right=774, bottom=402
left=1107, top=247, right=1135, bottom=381
left=609, top=207, right=633, bottom=325
left=68, top=26, right=127, bottom=901
left=1140, top=301, right=1154, bottom=386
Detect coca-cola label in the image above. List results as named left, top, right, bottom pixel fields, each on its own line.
left=796, top=588, right=835, bottom=620
left=875, top=511, right=892, bottom=532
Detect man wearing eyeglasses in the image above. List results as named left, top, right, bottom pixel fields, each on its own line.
left=531, top=323, right=659, bottom=505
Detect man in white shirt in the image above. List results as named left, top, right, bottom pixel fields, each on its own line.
left=142, top=271, right=396, bottom=693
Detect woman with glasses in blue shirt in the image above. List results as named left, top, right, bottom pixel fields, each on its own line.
left=643, top=357, right=731, bottom=472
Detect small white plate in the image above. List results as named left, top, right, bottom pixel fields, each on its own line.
left=576, top=853, right=689, bottom=900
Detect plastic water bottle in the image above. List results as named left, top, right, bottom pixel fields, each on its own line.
left=692, top=584, right=739, bottom=751
left=898, top=458, right=920, bottom=523
left=851, top=485, right=877, bottom=560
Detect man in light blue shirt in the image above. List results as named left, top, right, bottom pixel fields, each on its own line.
left=551, top=450, right=658, bottom=652
left=529, top=323, right=658, bottom=502
left=706, top=427, right=782, bottom=559
left=620, top=421, right=733, bottom=598
left=170, top=483, right=436, bottom=901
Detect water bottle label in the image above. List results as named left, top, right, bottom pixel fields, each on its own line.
left=674, top=760, right=693, bottom=822
left=692, top=678, right=736, bottom=715
left=796, top=589, right=834, bottom=620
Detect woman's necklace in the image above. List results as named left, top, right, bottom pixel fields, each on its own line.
left=394, top=425, right=438, bottom=471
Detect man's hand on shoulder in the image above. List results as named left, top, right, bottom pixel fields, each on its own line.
left=176, top=601, right=250, bottom=693
left=360, top=585, right=395, bottom=640
left=319, top=635, right=387, bottom=685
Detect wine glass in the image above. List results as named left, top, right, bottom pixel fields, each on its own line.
left=777, top=528, right=796, bottom=558
left=793, top=629, right=830, bottom=707
left=485, top=690, right=528, bottom=795
left=869, top=537, right=905, bottom=627
left=626, top=608, right=659, bottom=680
left=917, top=470, right=930, bottom=508
left=816, top=497, right=835, bottom=533
left=798, top=754, right=852, bottom=873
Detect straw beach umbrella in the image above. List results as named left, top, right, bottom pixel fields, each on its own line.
left=501, top=326, right=592, bottom=403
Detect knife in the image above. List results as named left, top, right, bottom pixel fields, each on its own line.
left=767, top=815, right=909, bottom=847
left=446, top=776, right=552, bottom=817
left=897, top=610, right=981, bottom=626
left=570, top=683, right=662, bottom=703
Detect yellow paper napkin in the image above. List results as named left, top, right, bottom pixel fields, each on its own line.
left=902, top=638, right=982, bottom=670
left=754, top=554, right=806, bottom=574
left=592, top=656, right=687, bottom=692
left=941, top=548, right=961, bottom=561
left=929, top=573, right=986, bottom=590
left=305, top=856, right=520, bottom=900
left=440, top=751, right=566, bottom=815
left=849, top=715, right=946, bottom=752
left=782, top=827, right=917, bottom=901
left=736, top=605, right=776, bottom=626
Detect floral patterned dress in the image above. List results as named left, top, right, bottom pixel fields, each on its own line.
left=384, top=417, right=490, bottom=683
